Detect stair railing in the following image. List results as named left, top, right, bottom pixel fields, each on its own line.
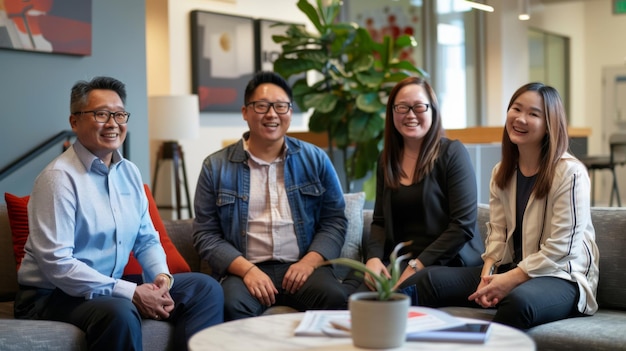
left=0, top=131, right=130, bottom=182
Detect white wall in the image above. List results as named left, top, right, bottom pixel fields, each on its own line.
left=528, top=1, right=586, bottom=130
left=584, top=0, right=626, bottom=204
left=485, top=0, right=587, bottom=127
left=485, top=0, right=531, bottom=126
left=584, top=0, right=626, bottom=154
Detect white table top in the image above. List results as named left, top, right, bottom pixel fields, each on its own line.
left=189, top=312, right=536, bottom=351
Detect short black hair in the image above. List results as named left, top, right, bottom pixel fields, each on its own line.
left=70, top=76, right=126, bottom=113
left=243, top=71, right=292, bottom=104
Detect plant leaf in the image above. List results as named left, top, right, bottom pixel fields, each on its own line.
left=351, top=139, right=381, bottom=179
left=298, top=0, right=323, bottom=33
left=355, top=93, right=385, bottom=113
left=394, top=34, right=418, bottom=49
left=303, top=92, right=338, bottom=113
left=348, top=111, right=384, bottom=142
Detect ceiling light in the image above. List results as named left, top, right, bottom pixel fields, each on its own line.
left=518, top=0, right=530, bottom=20
left=464, top=1, right=494, bottom=12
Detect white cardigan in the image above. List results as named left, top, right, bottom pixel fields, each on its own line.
left=484, top=152, right=599, bottom=315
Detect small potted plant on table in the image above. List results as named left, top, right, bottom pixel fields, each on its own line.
left=323, top=241, right=412, bottom=349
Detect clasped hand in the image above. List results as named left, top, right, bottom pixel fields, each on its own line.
left=468, top=273, right=515, bottom=308
left=132, top=276, right=175, bottom=320
left=243, top=261, right=315, bottom=307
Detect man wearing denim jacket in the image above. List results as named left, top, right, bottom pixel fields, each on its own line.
left=193, top=71, right=348, bottom=320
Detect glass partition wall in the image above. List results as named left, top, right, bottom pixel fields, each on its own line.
left=343, top=0, right=485, bottom=128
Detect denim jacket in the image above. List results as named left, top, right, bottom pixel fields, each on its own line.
left=192, top=134, right=347, bottom=277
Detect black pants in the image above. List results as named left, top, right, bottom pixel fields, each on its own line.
left=412, top=265, right=582, bottom=329
left=221, top=262, right=347, bottom=321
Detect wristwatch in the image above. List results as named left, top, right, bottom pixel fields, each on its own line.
left=408, top=259, right=419, bottom=272
left=158, top=273, right=174, bottom=289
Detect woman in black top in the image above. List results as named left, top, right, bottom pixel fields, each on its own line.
left=358, top=77, right=484, bottom=300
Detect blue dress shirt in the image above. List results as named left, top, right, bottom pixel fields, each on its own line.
left=18, top=141, right=169, bottom=300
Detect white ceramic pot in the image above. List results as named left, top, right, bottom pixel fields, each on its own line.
left=348, top=291, right=410, bottom=349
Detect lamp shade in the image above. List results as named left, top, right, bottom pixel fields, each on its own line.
left=149, top=95, right=200, bottom=140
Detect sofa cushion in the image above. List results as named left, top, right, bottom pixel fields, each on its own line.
left=0, top=318, right=175, bottom=351
left=335, top=192, right=366, bottom=279
left=3, top=186, right=191, bottom=277
left=0, top=319, right=87, bottom=351
left=526, top=309, right=626, bottom=350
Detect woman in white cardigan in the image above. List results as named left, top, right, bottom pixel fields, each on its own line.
left=413, top=82, right=599, bottom=329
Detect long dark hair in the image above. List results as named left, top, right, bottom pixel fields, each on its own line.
left=381, top=76, right=444, bottom=189
left=494, top=82, right=569, bottom=199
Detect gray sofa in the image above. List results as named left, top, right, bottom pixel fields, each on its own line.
left=2, top=197, right=625, bottom=350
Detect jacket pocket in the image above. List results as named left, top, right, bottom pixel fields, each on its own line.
left=298, top=183, right=325, bottom=220
left=216, top=192, right=236, bottom=206
left=298, top=183, right=325, bottom=197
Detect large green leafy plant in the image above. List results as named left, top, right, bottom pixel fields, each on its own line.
left=272, top=0, right=426, bottom=193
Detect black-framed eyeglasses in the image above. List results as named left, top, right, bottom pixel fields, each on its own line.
left=246, top=101, right=292, bottom=115
left=73, top=110, right=131, bottom=124
left=393, top=103, right=430, bottom=114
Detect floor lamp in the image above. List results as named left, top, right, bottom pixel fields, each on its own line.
left=149, top=95, right=199, bottom=219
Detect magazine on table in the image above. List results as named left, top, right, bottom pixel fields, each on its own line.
left=293, top=310, right=350, bottom=336
left=406, top=322, right=493, bottom=343
left=294, top=306, right=465, bottom=337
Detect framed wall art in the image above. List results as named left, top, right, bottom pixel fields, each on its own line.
left=0, top=0, right=92, bottom=56
left=254, top=18, right=305, bottom=112
left=191, top=10, right=255, bottom=112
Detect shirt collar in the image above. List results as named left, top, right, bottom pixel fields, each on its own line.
left=73, top=140, right=123, bottom=173
left=242, top=131, right=288, bottom=164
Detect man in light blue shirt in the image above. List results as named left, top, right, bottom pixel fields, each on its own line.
left=15, top=76, right=223, bottom=351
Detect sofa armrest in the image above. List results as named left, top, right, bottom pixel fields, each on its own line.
left=591, top=207, right=626, bottom=310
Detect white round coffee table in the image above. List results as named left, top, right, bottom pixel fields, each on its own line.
left=189, top=312, right=535, bottom=350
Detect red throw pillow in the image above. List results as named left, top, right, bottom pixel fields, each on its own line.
left=4, top=185, right=191, bottom=275
left=123, top=185, right=191, bottom=275
left=4, top=193, right=30, bottom=270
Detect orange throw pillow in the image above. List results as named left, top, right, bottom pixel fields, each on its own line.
left=4, top=185, right=191, bottom=275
